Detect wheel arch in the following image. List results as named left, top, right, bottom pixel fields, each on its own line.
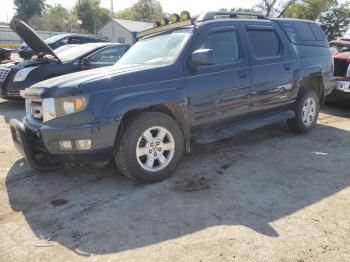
left=294, top=66, right=326, bottom=104
left=299, top=75, right=324, bottom=103
left=120, top=103, right=190, bottom=151
left=107, top=89, right=191, bottom=154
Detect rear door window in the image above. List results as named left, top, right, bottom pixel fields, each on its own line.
left=247, top=29, right=280, bottom=58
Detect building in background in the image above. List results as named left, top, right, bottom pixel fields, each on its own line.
left=0, top=25, right=66, bottom=48
left=98, top=19, right=152, bottom=45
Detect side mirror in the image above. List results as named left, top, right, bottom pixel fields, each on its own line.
left=190, top=49, right=215, bottom=67
left=81, top=57, right=90, bottom=66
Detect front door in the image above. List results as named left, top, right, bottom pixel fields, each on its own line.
left=186, top=26, right=251, bottom=130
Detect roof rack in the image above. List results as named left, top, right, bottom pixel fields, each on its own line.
left=137, top=19, right=193, bottom=38
left=196, top=12, right=267, bottom=22
left=136, top=11, right=267, bottom=39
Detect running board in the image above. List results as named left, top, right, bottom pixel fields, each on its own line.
left=193, top=110, right=295, bottom=144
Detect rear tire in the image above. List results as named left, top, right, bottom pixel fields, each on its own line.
left=115, top=112, right=185, bottom=183
left=287, top=89, right=320, bottom=133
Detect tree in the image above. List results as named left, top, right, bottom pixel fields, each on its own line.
left=115, top=0, right=164, bottom=22
left=115, top=7, right=138, bottom=20
left=319, top=3, right=350, bottom=40
left=74, top=0, right=111, bottom=34
left=37, top=4, right=70, bottom=32
left=283, top=0, right=337, bottom=20
left=256, top=0, right=302, bottom=17
left=14, top=0, right=46, bottom=22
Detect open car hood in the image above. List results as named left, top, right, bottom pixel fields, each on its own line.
left=10, top=18, right=61, bottom=62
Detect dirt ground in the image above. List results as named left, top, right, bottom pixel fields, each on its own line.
left=0, top=98, right=349, bottom=262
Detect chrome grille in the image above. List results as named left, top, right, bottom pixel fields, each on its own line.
left=0, top=67, right=11, bottom=81
left=7, top=90, right=21, bottom=97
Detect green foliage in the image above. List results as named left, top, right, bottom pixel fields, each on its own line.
left=283, top=0, right=337, bottom=20
left=319, top=3, right=350, bottom=40
left=115, top=0, right=164, bottom=22
left=14, top=0, right=46, bottom=22
left=254, top=0, right=302, bottom=18
left=74, top=0, right=111, bottom=34
left=115, top=7, right=138, bottom=20
left=38, top=5, right=69, bottom=32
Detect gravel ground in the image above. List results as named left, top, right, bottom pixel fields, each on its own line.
left=0, top=98, right=349, bottom=262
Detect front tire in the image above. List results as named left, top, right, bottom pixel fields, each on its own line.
left=287, top=89, right=320, bottom=133
left=115, top=112, right=185, bottom=183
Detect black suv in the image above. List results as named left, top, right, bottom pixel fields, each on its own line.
left=18, top=33, right=108, bottom=60
left=10, top=12, right=335, bottom=183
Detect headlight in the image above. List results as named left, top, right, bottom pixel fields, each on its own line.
left=13, top=67, right=38, bottom=82
left=42, top=96, right=88, bottom=122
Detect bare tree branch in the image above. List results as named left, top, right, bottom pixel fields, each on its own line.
left=263, top=0, right=278, bottom=17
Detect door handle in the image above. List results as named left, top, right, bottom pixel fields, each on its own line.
left=239, top=71, right=248, bottom=79
left=283, top=64, right=291, bottom=71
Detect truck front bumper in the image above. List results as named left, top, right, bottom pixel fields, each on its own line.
left=10, top=117, right=121, bottom=171
left=326, top=80, right=350, bottom=102
left=10, top=119, right=64, bottom=171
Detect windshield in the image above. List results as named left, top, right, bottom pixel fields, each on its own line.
left=56, top=44, right=100, bottom=62
left=44, top=34, right=67, bottom=44
left=116, top=28, right=192, bottom=66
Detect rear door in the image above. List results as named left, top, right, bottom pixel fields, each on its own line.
left=186, top=25, right=251, bottom=130
left=244, top=23, right=294, bottom=114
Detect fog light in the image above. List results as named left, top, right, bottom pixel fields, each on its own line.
left=170, top=14, right=180, bottom=23
left=180, top=11, right=191, bottom=21
left=160, top=18, right=169, bottom=26
left=59, top=140, right=73, bottom=151
left=153, top=20, right=160, bottom=28
left=75, top=139, right=91, bottom=150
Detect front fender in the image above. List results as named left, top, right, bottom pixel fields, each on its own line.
left=95, top=85, right=190, bottom=151
left=103, top=87, right=187, bottom=118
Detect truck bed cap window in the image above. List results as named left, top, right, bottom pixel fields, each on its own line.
left=273, top=19, right=328, bottom=47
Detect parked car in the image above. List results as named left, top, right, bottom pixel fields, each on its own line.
left=53, top=44, right=79, bottom=53
left=10, top=11, right=335, bottom=183
left=0, top=47, right=13, bottom=63
left=18, top=33, right=108, bottom=60
left=327, top=40, right=350, bottom=101
left=0, top=18, right=129, bottom=99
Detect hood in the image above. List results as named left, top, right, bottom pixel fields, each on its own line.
left=333, top=52, right=350, bottom=62
left=23, top=64, right=164, bottom=98
left=10, top=18, right=61, bottom=62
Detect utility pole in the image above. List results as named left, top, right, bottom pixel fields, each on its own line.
left=111, top=0, right=115, bottom=42
left=110, top=0, right=114, bottom=17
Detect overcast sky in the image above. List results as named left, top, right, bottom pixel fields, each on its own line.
left=1, top=0, right=259, bottom=23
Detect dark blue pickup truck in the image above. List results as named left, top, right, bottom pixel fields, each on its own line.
left=10, top=11, right=335, bottom=183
